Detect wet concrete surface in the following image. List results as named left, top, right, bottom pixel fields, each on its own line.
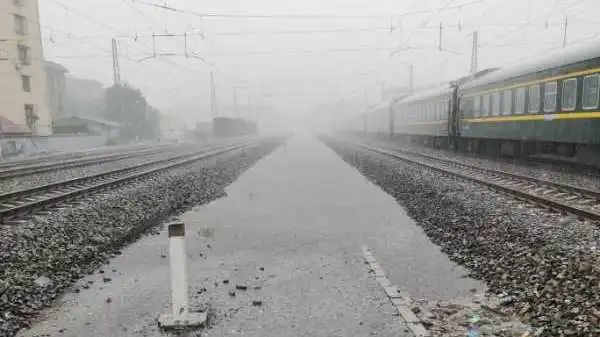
left=20, top=135, right=483, bottom=337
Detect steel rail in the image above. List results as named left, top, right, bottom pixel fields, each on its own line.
left=0, top=143, right=249, bottom=221
left=340, top=138, right=600, bottom=222
left=0, top=147, right=173, bottom=179
left=0, top=144, right=168, bottom=170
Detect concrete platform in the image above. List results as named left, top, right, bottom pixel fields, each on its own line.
left=19, top=134, right=483, bottom=337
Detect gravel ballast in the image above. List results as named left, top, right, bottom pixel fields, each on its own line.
left=352, top=133, right=600, bottom=192
left=0, top=139, right=282, bottom=337
left=0, top=144, right=208, bottom=195
left=323, top=137, right=600, bottom=337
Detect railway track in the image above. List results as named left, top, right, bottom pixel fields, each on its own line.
left=0, top=142, right=250, bottom=222
left=0, top=146, right=174, bottom=179
left=0, top=144, right=168, bottom=169
left=342, top=138, right=600, bottom=222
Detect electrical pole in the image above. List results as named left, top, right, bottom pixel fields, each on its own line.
left=111, top=38, right=121, bottom=86
left=470, top=31, right=478, bottom=74
left=438, top=22, right=443, bottom=51
left=233, top=87, right=238, bottom=117
left=377, top=82, right=386, bottom=100
left=408, top=64, right=414, bottom=95
left=562, top=15, right=568, bottom=48
left=210, top=71, right=217, bottom=118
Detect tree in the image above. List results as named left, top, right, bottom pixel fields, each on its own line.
left=104, top=84, right=161, bottom=140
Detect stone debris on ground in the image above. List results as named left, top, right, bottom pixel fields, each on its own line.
left=324, top=137, right=600, bottom=337
left=409, top=293, right=535, bottom=337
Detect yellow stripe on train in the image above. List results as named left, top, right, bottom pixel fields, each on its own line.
left=463, top=111, right=600, bottom=123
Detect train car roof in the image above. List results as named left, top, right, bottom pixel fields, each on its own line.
left=461, top=40, right=600, bottom=91
left=395, top=84, right=453, bottom=105
left=362, top=100, right=393, bottom=114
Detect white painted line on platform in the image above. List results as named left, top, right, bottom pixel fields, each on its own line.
left=361, top=246, right=430, bottom=337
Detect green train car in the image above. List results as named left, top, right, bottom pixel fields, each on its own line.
left=353, top=42, right=600, bottom=165
left=458, top=42, right=600, bottom=160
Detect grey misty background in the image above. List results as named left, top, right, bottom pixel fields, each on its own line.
left=40, top=0, right=600, bottom=135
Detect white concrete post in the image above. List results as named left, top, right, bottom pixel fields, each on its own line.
left=158, top=222, right=206, bottom=329
left=168, top=222, right=189, bottom=318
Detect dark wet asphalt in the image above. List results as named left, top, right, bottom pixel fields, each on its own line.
left=20, top=135, right=483, bottom=337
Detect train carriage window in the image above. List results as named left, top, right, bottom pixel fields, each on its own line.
left=429, top=102, right=434, bottom=120
left=544, top=81, right=557, bottom=112
left=502, top=90, right=512, bottom=115
left=491, top=92, right=500, bottom=116
left=583, top=74, right=599, bottom=109
left=482, top=94, right=490, bottom=117
left=461, top=97, right=471, bottom=117
left=442, top=100, right=448, bottom=119
left=473, top=96, right=480, bottom=117
left=528, top=85, right=540, bottom=113
left=515, top=88, right=526, bottom=114
left=561, top=78, right=577, bottom=111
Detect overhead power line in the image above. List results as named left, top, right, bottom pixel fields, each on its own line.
left=131, top=0, right=496, bottom=20
left=47, top=0, right=218, bottom=70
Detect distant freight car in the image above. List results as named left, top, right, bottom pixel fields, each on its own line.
left=212, top=117, right=257, bottom=137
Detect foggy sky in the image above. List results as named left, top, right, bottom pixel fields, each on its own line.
left=39, top=0, right=600, bottom=130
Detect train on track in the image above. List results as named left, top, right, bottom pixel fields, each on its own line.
left=343, top=42, right=600, bottom=166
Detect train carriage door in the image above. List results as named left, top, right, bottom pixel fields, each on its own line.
left=449, top=86, right=460, bottom=149
left=388, top=101, right=394, bottom=140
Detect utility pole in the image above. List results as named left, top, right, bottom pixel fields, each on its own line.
left=233, top=87, right=238, bottom=117
left=470, top=31, right=478, bottom=74
left=210, top=71, right=217, bottom=118
left=408, top=64, right=414, bottom=95
left=111, top=38, right=121, bottom=86
left=377, top=82, right=386, bottom=100
left=562, top=15, right=568, bottom=48
left=438, top=22, right=443, bottom=51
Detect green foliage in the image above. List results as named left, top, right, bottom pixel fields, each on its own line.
left=104, top=84, right=161, bottom=140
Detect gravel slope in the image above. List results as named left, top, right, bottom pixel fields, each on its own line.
left=352, top=134, right=600, bottom=192
left=323, top=137, right=600, bottom=337
left=0, top=139, right=283, bottom=337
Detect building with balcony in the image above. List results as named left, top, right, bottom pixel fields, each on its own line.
left=0, top=0, right=52, bottom=136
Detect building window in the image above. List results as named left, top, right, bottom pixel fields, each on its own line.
left=515, top=87, right=526, bottom=114
left=473, top=96, right=480, bottom=117
left=501, top=90, right=512, bottom=115
left=583, top=74, right=599, bottom=109
left=17, top=44, right=29, bottom=65
left=21, top=75, right=30, bottom=92
left=14, top=15, right=26, bottom=35
left=544, top=81, right=557, bottom=112
left=528, top=85, right=540, bottom=113
left=561, top=78, right=577, bottom=111
left=482, top=94, right=490, bottom=117
left=24, top=104, right=38, bottom=130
